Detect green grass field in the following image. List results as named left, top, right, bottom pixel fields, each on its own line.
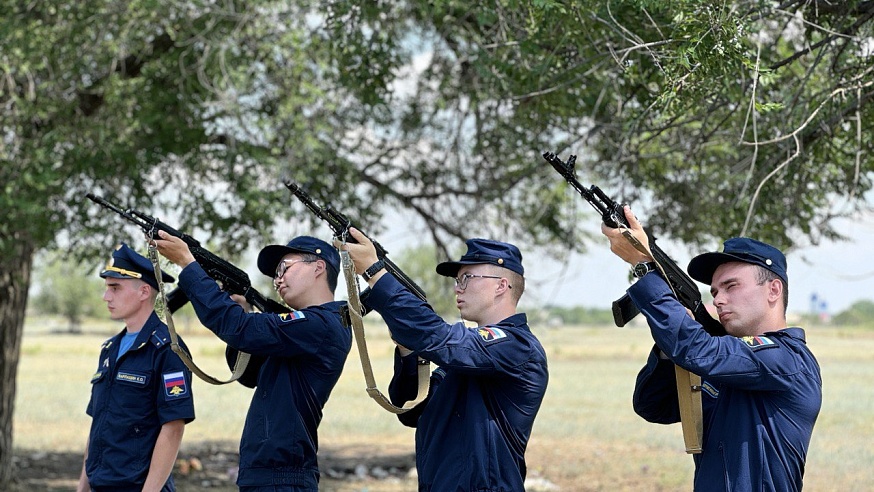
left=13, top=315, right=874, bottom=491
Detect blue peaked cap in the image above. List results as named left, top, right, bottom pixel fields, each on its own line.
left=436, top=238, right=524, bottom=277
left=687, top=237, right=788, bottom=285
left=99, top=243, right=175, bottom=290
left=257, top=236, right=340, bottom=280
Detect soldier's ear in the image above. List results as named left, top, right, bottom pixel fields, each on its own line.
left=767, top=278, right=782, bottom=303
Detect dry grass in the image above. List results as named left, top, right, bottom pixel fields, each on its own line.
left=14, top=315, right=874, bottom=491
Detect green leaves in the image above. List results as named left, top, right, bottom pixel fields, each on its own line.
left=1, top=0, right=872, bottom=260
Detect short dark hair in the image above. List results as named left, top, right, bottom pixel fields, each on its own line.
left=299, top=252, right=338, bottom=293
left=484, top=265, right=524, bottom=304
left=506, top=270, right=525, bottom=304
left=755, top=266, right=788, bottom=315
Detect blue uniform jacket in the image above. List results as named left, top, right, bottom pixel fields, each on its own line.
left=365, top=273, right=549, bottom=492
left=628, top=272, right=822, bottom=492
left=179, top=262, right=352, bottom=489
left=86, top=313, right=195, bottom=491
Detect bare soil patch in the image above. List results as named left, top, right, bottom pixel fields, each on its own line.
left=11, top=441, right=417, bottom=491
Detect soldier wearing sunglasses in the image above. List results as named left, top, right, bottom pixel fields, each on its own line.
left=339, top=228, right=549, bottom=492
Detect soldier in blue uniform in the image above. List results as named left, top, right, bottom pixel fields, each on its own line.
left=77, top=243, right=195, bottom=492
left=340, top=228, right=549, bottom=492
left=153, top=232, right=352, bottom=492
left=602, top=206, right=822, bottom=492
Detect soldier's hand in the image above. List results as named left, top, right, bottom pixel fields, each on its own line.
left=600, top=205, right=653, bottom=265
left=230, top=294, right=253, bottom=312
left=152, top=230, right=197, bottom=268
left=334, top=227, right=379, bottom=276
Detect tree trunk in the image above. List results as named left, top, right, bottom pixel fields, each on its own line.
left=0, top=237, right=35, bottom=485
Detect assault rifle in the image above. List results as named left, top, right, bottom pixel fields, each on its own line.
left=87, top=193, right=287, bottom=315
left=285, top=182, right=434, bottom=414
left=544, top=151, right=724, bottom=454
left=284, top=182, right=428, bottom=303
left=87, top=193, right=285, bottom=387
left=541, top=153, right=725, bottom=336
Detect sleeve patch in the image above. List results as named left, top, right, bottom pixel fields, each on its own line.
left=742, top=335, right=777, bottom=351
left=278, top=311, right=307, bottom=323
left=163, top=371, right=189, bottom=399
left=478, top=326, right=508, bottom=343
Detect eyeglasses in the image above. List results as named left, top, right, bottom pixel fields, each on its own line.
left=274, top=258, right=316, bottom=279
left=454, top=273, right=511, bottom=290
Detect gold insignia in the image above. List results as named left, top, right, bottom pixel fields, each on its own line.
left=169, top=386, right=184, bottom=395
left=497, top=258, right=504, bottom=265
left=316, top=248, right=322, bottom=254
left=103, top=265, right=143, bottom=278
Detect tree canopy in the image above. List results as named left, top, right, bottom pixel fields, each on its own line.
left=3, top=1, right=873, bottom=258
left=2, top=0, right=873, bottom=483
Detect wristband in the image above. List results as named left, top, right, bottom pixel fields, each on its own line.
left=362, top=259, right=386, bottom=281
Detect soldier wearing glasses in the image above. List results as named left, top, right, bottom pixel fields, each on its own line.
left=153, top=233, right=352, bottom=492
left=340, top=229, right=549, bottom=492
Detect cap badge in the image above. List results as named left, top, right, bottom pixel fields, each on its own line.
left=315, top=248, right=322, bottom=254
left=497, top=258, right=504, bottom=265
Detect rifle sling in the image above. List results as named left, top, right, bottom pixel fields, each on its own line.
left=675, top=365, right=704, bottom=454
left=619, top=228, right=704, bottom=454
left=147, top=244, right=251, bottom=385
left=341, top=250, right=430, bottom=414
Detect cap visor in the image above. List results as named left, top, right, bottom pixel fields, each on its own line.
left=435, top=261, right=462, bottom=278
left=258, top=245, right=292, bottom=277
left=687, top=252, right=746, bottom=284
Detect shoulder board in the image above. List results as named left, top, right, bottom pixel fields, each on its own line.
left=277, top=311, right=307, bottom=323
left=150, top=330, right=170, bottom=348
left=741, top=335, right=778, bottom=351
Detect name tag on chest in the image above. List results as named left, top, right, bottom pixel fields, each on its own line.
left=116, top=372, right=148, bottom=385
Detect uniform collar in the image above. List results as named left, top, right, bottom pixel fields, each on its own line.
left=114, top=311, right=167, bottom=351
left=767, top=327, right=806, bottom=343
left=487, top=312, right=528, bottom=331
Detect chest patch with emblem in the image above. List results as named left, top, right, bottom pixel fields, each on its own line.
left=742, top=335, right=777, bottom=350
